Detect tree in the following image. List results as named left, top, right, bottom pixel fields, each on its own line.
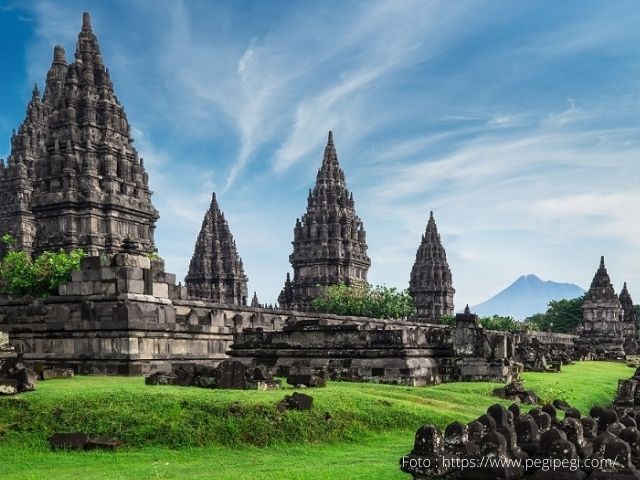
left=0, top=247, right=86, bottom=297
left=310, top=283, right=416, bottom=319
left=525, top=296, right=584, bottom=333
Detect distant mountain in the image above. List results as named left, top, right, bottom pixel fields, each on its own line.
left=471, top=274, right=585, bottom=320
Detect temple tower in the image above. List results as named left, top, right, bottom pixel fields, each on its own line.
left=409, top=211, right=455, bottom=323
left=0, top=85, right=46, bottom=256
left=0, top=12, right=159, bottom=257
left=580, top=256, right=624, bottom=358
left=278, top=131, right=371, bottom=311
left=185, top=193, right=248, bottom=305
left=619, top=282, right=638, bottom=340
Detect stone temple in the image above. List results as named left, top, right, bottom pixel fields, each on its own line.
left=0, top=12, right=158, bottom=258
left=409, top=211, right=455, bottom=323
left=278, top=131, right=371, bottom=311
left=185, top=193, right=248, bottom=305
left=0, top=12, right=638, bottom=380
left=578, top=256, right=625, bottom=358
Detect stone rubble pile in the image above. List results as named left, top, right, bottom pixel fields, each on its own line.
left=401, top=398, right=640, bottom=479
left=493, top=381, right=540, bottom=404
left=145, top=359, right=281, bottom=390
left=276, top=392, right=314, bottom=412
left=286, top=368, right=329, bottom=388
left=49, top=433, right=122, bottom=451
left=0, top=332, right=37, bottom=395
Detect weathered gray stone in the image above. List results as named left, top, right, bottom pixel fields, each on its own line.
left=185, top=193, right=247, bottom=305
left=278, top=132, right=370, bottom=311
left=409, top=211, right=455, bottom=323
left=41, top=368, right=74, bottom=380
left=277, top=392, right=313, bottom=411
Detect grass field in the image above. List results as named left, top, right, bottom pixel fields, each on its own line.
left=0, top=361, right=631, bottom=479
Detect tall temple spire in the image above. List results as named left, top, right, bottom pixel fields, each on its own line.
left=0, top=12, right=158, bottom=257
left=278, top=131, right=370, bottom=311
left=185, top=192, right=248, bottom=305
left=619, top=282, right=637, bottom=324
left=580, top=255, right=624, bottom=358
left=584, top=256, right=618, bottom=304
left=408, top=211, right=455, bottom=323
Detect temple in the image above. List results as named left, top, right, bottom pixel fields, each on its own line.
left=579, top=256, right=624, bottom=358
left=408, top=211, right=455, bottom=323
left=278, top=131, right=371, bottom=311
left=0, top=12, right=158, bottom=257
left=185, top=193, right=248, bottom=305
left=620, top=282, right=638, bottom=350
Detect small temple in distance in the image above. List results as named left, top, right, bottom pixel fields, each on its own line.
left=278, top=131, right=371, bottom=311
left=577, top=256, right=626, bottom=358
left=185, top=193, right=248, bottom=305
left=409, top=211, right=455, bottom=323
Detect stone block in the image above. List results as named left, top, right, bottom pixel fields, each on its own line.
left=58, top=284, right=68, bottom=296
left=80, top=257, right=102, bottom=271
left=80, top=282, right=94, bottom=296
left=286, top=373, right=327, bottom=388
left=100, top=268, right=116, bottom=281
left=50, top=433, right=89, bottom=450
left=0, top=378, right=18, bottom=395
left=117, top=279, right=145, bottom=294
left=152, top=283, right=169, bottom=298
left=145, top=372, right=177, bottom=385
left=277, top=392, right=313, bottom=411
left=67, top=282, right=82, bottom=296
left=114, top=253, right=151, bottom=270
left=41, top=368, right=74, bottom=380
left=71, top=271, right=85, bottom=283
left=116, top=266, right=144, bottom=280
left=49, top=433, right=122, bottom=451
left=84, top=269, right=100, bottom=282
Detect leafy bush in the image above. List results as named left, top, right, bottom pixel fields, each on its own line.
left=478, top=315, right=530, bottom=332
left=0, top=247, right=86, bottom=297
left=310, top=283, right=416, bottom=319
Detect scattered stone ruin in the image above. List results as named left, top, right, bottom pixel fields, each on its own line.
left=0, top=332, right=37, bottom=395
left=452, top=306, right=522, bottom=383
left=401, top=397, right=640, bottom=479
left=145, top=359, right=280, bottom=390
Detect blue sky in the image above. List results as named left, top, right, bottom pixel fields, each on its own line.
left=1, top=0, right=639, bottom=307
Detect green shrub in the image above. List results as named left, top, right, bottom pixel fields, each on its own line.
left=524, top=296, right=584, bottom=333
left=0, top=248, right=86, bottom=297
left=310, top=283, right=416, bottom=319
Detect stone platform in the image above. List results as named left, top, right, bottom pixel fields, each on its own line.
left=229, top=318, right=454, bottom=386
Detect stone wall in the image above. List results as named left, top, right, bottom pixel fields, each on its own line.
left=0, top=251, right=587, bottom=378
left=229, top=318, right=454, bottom=386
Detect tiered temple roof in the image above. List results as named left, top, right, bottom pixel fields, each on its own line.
left=409, top=211, right=455, bottom=323
left=620, top=282, right=637, bottom=325
left=0, top=12, right=158, bottom=257
left=278, top=131, right=370, bottom=311
left=583, top=256, right=620, bottom=305
left=185, top=193, right=247, bottom=305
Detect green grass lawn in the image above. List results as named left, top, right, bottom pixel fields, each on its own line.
left=0, top=361, right=631, bottom=479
